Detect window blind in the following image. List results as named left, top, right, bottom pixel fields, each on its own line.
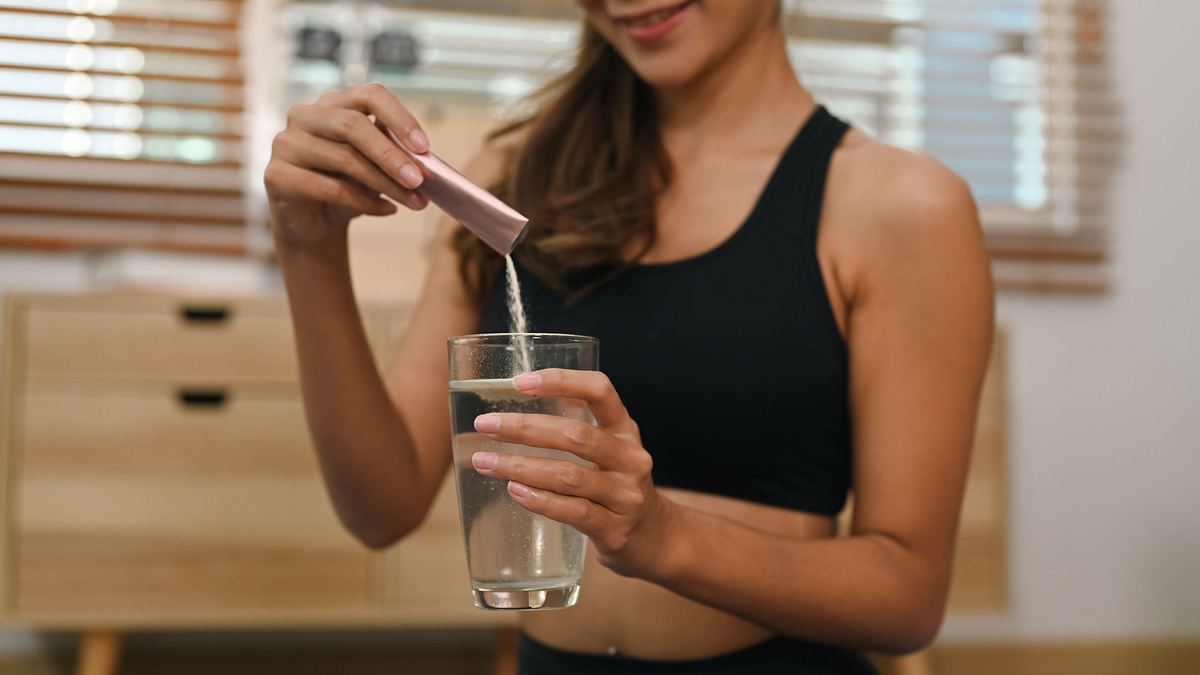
left=0, top=0, right=248, bottom=254
left=783, top=0, right=1118, bottom=292
left=284, top=0, right=1117, bottom=292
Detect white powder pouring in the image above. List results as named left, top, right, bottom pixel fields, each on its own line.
left=504, top=254, right=533, bottom=375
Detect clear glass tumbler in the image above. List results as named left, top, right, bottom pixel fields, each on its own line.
left=447, top=333, right=598, bottom=610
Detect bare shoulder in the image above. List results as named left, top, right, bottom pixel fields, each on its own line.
left=833, top=130, right=979, bottom=240
left=824, top=130, right=988, bottom=299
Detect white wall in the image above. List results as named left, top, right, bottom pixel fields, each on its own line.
left=942, top=0, right=1200, bottom=642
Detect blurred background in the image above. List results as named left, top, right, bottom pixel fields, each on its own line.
left=0, top=0, right=1197, bottom=673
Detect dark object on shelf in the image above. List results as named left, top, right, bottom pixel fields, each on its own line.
left=296, top=26, right=342, bottom=63
left=371, top=30, right=421, bottom=70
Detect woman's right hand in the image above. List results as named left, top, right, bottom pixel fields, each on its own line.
left=264, top=83, right=431, bottom=248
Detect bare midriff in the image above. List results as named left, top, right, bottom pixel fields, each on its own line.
left=519, top=487, right=836, bottom=660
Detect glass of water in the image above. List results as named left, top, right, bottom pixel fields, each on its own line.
left=447, top=333, right=598, bottom=611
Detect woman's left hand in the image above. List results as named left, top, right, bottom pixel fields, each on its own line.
left=470, top=368, right=677, bottom=580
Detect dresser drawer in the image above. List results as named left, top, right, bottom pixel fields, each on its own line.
left=15, top=381, right=368, bottom=612
left=19, top=295, right=299, bottom=384
left=20, top=381, right=317, bottom=477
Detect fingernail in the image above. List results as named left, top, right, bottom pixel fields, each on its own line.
left=472, top=452, right=497, bottom=470
left=408, top=128, right=429, bottom=153
left=513, top=372, right=542, bottom=393
left=474, top=414, right=501, bottom=434
left=398, top=163, right=423, bottom=189
left=508, top=481, right=533, bottom=499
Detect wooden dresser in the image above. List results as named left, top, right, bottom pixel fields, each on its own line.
left=0, top=293, right=510, bottom=674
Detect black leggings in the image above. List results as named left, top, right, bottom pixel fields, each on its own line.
left=518, top=633, right=879, bottom=675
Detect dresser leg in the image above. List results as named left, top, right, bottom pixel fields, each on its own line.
left=76, top=629, right=123, bottom=675
left=492, top=627, right=518, bottom=675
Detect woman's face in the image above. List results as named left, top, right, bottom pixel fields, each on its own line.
left=577, top=0, right=780, bottom=89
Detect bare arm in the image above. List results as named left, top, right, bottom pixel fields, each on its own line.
left=275, top=225, right=478, bottom=548
left=266, top=83, right=493, bottom=548
left=652, top=160, right=994, bottom=652
left=469, top=156, right=994, bottom=652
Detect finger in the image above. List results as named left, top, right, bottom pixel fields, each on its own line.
left=263, top=159, right=395, bottom=216
left=274, top=129, right=428, bottom=211
left=506, top=481, right=615, bottom=537
left=473, top=454, right=641, bottom=514
left=340, top=173, right=396, bottom=207
left=318, top=83, right=429, bottom=154
left=512, top=370, right=632, bottom=431
left=291, top=104, right=427, bottom=192
left=474, top=412, right=637, bottom=471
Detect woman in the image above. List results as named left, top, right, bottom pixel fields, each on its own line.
left=264, top=1, right=994, bottom=673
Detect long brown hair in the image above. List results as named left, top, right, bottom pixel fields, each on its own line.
left=452, top=23, right=672, bottom=308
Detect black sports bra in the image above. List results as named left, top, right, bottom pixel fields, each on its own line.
left=478, top=106, right=852, bottom=516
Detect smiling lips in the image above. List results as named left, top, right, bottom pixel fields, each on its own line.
left=614, top=0, right=695, bottom=42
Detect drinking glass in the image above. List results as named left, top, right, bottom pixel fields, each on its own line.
left=447, top=333, right=598, bottom=610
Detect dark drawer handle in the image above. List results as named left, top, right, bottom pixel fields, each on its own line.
left=178, top=389, right=229, bottom=409
left=180, top=305, right=230, bottom=324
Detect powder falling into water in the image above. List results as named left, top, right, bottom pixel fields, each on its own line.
left=504, top=254, right=533, bottom=374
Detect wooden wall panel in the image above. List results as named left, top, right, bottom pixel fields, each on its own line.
left=947, top=332, right=1009, bottom=611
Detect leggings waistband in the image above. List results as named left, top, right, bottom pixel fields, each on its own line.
left=517, top=633, right=879, bottom=675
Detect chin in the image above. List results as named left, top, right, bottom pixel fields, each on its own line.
left=624, top=47, right=709, bottom=89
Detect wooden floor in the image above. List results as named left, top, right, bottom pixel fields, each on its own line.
left=2, top=639, right=1198, bottom=675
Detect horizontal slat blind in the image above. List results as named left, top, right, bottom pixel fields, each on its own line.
left=783, top=0, right=1118, bottom=290
left=0, top=0, right=248, bottom=252
left=284, top=0, right=1116, bottom=291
